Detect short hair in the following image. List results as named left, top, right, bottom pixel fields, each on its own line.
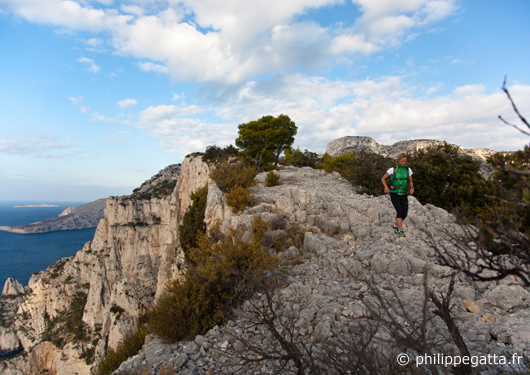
left=396, top=153, right=407, bottom=163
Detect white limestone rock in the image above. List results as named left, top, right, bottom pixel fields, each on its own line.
left=2, top=278, right=24, bottom=296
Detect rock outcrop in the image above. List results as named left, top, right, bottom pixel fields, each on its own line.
left=325, top=135, right=498, bottom=161
left=112, top=165, right=530, bottom=375
left=0, top=159, right=208, bottom=374
left=0, top=199, right=107, bottom=234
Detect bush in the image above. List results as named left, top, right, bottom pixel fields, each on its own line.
left=202, top=144, right=239, bottom=163
left=226, top=185, right=257, bottom=213
left=349, top=150, right=394, bottom=195
left=265, top=171, right=281, bottom=187
left=489, top=145, right=530, bottom=235
left=316, top=152, right=356, bottom=177
left=317, top=151, right=393, bottom=196
left=284, top=147, right=320, bottom=168
left=210, top=161, right=257, bottom=193
left=93, top=324, right=148, bottom=375
left=179, top=185, right=208, bottom=258
left=406, top=142, right=495, bottom=212
left=148, top=216, right=276, bottom=342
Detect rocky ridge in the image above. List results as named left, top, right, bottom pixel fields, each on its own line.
left=113, top=166, right=530, bottom=375
left=0, top=199, right=107, bottom=234
left=325, top=136, right=498, bottom=161
left=326, top=136, right=498, bottom=178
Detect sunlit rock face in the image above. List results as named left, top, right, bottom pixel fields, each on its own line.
left=0, top=156, right=211, bottom=375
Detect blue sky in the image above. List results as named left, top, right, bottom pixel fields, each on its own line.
left=1, top=0, right=529, bottom=201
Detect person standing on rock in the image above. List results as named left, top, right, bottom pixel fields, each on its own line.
left=381, top=153, right=414, bottom=237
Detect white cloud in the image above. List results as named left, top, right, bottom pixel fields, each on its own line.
left=139, top=104, right=205, bottom=125
left=137, top=62, right=169, bottom=74
left=0, top=133, right=78, bottom=157
left=90, top=112, right=127, bottom=123
left=2, top=0, right=458, bottom=83
left=77, top=57, right=101, bottom=73
left=68, top=96, right=90, bottom=113
left=117, top=98, right=138, bottom=109
left=153, top=76, right=530, bottom=153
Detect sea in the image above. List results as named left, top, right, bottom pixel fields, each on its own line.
left=0, top=201, right=97, bottom=288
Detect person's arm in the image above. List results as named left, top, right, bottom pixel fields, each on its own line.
left=409, top=176, right=414, bottom=195
left=382, top=173, right=390, bottom=194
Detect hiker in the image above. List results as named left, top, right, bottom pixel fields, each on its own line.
left=381, top=153, right=414, bottom=237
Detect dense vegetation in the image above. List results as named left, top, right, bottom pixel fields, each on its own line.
left=93, top=323, right=148, bottom=375
left=236, top=114, right=297, bottom=169
left=404, top=142, right=494, bottom=213
left=150, top=216, right=276, bottom=341
left=284, top=146, right=320, bottom=168
left=202, top=144, right=239, bottom=163
left=179, top=185, right=208, bottom=258
left=210, top=161, right=258, bottom=213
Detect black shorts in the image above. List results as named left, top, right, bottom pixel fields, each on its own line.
left=390, top=193, right=408, bottom=220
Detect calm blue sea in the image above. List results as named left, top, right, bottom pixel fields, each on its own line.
left=0, top=201, right=97, bottom=288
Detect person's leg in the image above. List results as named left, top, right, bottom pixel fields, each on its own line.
left=400, top=194, right=409, bottom=222
left=390, top=193, right=404, bottom=230
left=396, top=217, right=403, bottom=231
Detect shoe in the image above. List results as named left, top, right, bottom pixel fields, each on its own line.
left=397, top=230, right=406, bottom=237
left=391, top=224, right=398, bottom=233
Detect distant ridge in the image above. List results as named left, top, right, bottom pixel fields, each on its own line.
left=0, top=198, right=107, bottom=234
left=325, top=136, right=498, bottom=177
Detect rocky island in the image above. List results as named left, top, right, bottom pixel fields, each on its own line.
left=13, top=204, right=59, bottom=208
left=0, top=199, right=107, bottom=234
left=0, top=139, right=526, bottom=375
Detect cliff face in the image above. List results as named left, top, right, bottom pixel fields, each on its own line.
left=0, top=157, right=210, bottom=375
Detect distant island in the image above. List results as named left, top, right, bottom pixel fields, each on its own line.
left=13, top=204, right=59, bottom=208
left=0, top=199, right=107, bottom=233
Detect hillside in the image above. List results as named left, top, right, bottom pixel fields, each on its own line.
left=0, top=151, right=528, bottom=375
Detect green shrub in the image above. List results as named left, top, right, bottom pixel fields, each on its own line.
left=284, top=147, right=320, bottom=168
left=488, top=146, right=530, bottom=235
left=348, top=150, right=394, bottom=195
left=93, top=324, right=148, bottom=375
left=265, top=171, right=281, bottom=187
left=406, top=142, right=495, bottom=212
left=225, top=185, right=257, bottom=213
left=210, top=161, right=257, bottom=193
left=148, top=216, right=276, bottom=342
left=316, top=151, right=393, bottom=196
left=179, top=185, right=208, bottom=258
left=316, top=152, right=356, bottom=176
left=202, top=144, right=239, bottom=163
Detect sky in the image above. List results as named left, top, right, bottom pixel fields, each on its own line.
left=1, top=0, right=529, bottom=201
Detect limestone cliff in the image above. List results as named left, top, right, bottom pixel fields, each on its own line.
left=0, top=158, right=209, bottom=375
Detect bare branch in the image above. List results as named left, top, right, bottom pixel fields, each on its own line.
left=502, top=76, right=530, bottom=131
